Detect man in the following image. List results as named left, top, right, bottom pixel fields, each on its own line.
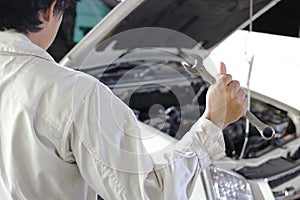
left=0, top=0, right=247, bottom=199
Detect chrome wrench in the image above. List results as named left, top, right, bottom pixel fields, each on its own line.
left=182, top=54, right=276, bottom=140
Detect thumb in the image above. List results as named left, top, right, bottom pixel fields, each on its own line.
left=219, top=62, right=227, bottom=75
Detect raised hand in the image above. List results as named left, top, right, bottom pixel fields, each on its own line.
left=203, top=62, right=248, bottom=129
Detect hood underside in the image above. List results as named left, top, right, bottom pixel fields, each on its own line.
left=60, top=0, right=280, bottom=67
left=109, top=0, right=278, bottom=50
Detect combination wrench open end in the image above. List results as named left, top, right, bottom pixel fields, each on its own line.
left=182, top=54, right=276, bottom=140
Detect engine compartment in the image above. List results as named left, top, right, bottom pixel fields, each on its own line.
left=118, top=69, right=300, bottom=198
left=113, top=75, right=297, bottom=160
left=82, top=59, right=299, bottom=161
left=82, top=57, right=300, bottom=199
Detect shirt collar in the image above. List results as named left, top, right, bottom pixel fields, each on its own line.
left=0, top=30, right=55, bottom=62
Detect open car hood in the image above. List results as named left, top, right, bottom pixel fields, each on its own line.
left=59, top=0, right=281, bottom=67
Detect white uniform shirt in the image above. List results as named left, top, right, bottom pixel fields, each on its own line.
left=0, top=31, right=225, bottom=200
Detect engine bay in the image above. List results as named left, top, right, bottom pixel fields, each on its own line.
left=132, top=85, right=296, bottom=159
left=98, top=65, right=298, bottom=160
left=81, top=56, right=300, bottom=199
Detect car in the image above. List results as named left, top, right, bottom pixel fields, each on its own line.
left=57, top=0, right=300, bottom=199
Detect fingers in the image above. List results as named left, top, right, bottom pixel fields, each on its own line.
left=226, top=80, right=247, bottom=115
left=206, top=62, right=248, bottom=129
left=217, top=62, right=231, bottom=86
left=218, top=74, right=232, bottom=86
left=219, top=62, right=227, bottom=75
left=237, top=88, right=246, bottom=103
left=237, top=88, right=248, bottom=114
left=229, top=81, right=247, bottom=103
left=218, top=66, right=248, bottom=115
left=228, top=80, right=240, bottom=95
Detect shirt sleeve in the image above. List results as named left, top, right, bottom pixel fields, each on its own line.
left=70, top=81, right=225, bottom=200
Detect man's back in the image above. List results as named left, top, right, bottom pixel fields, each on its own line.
left=0, top=31, right=96, bottom=199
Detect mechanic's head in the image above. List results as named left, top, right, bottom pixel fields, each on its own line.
left=0, top=0, right=69, bottom=49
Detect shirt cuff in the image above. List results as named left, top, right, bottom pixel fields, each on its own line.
left=190, top=117, right=226, bottom=161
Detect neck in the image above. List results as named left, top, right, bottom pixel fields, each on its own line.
left=26, top=32, right=43, bottom=49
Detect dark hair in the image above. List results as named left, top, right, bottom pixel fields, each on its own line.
left=0, top=0, right=70, bottom=33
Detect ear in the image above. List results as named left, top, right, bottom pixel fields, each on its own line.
left=40, top=0, right=57, bottom=22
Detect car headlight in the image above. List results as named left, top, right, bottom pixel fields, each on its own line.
left=204, top=165, right=253, bottom=200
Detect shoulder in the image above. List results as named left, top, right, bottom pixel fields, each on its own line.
left=10, top=56, right=103, bottom=120
left=30, top=57, right=99, bottom=89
